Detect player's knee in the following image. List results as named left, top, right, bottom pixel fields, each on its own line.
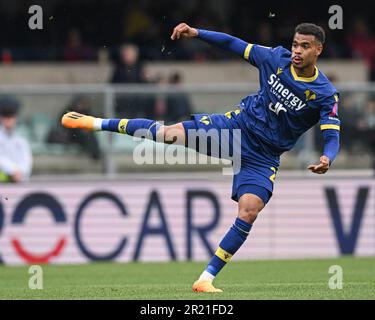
left=238, top=196, right=264, bottom=224
left=238, top=193, right=265, bottom=224
left=238, top=206, right=259, bottom=224
left=161, top=124, right=186, bottom=145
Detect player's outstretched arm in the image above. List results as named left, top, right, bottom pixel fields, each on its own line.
left=171, top=23, right=249, bottom=59
left=308, top=129, right=340, bottom=174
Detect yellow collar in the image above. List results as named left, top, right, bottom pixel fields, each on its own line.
left=290, top=65, right=319, bottom=82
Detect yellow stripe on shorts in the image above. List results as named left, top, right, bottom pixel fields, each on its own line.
left=215, top=247, right=233, bottom=263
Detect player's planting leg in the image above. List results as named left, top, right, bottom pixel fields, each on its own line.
left=192, top=193, right=265, bottom=293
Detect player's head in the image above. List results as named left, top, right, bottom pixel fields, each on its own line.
left=120, top=43, right=139, bottom=66
left=292, top=23, right=325, bottom=69
left=0, top=96, right=20, bottom=132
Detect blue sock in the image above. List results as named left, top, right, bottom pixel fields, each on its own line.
left=206, top=218, right=252, bottom=276
left=101, top=118, right=160, bottom=141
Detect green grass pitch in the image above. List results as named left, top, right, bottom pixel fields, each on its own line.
left=0, top=257, right=374, bottom=299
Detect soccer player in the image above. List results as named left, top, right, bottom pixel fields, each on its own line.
left=61, top=22, right=340, bottom=293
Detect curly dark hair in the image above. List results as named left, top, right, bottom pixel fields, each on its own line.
left=295, top=23, right=325, bottom=44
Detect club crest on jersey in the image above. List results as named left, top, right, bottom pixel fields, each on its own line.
left=305, top=89, right=317, bottom=101
left=268, top=74, right=307, bottom=112
left=199, top=115, right=211, bottom=125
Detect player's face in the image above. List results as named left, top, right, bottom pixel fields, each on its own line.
left=0, top=115, right=17, bottom=131
left=291, top=33, right=322, bottom=69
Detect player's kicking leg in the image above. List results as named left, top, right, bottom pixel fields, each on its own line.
left=61, top=111, right=186, bottom=145
left=192, top=193, right=265, bottom=293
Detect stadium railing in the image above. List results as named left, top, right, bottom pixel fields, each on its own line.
left=0, top=82, right=373, bottom=175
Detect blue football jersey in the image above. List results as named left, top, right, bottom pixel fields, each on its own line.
left=236, top=44, right=340, bottom=155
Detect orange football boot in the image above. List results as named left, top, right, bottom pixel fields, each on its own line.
left=61, top=111, right=96, bottom=131
left=192, top=280, right=223, bottom=293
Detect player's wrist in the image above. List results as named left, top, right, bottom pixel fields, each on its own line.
left=321, top=155, right=330, bottom=163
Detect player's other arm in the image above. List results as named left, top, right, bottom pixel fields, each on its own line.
left=308, top=130, right=340, bottom=174
left=308, top=95, right=340, bottom=174
left=171, top=23, right=251, bottom=60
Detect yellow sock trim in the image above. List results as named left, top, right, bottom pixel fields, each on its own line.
left=215, top=247, right=233, bottom=263
left=118, top=119, right=129, bottom=134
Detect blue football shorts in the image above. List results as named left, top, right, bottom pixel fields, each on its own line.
left=182, top=109, right=280, bottom=205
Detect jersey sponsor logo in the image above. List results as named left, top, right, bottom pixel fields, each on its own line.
left=268, top=74, right=307, bottom=112
left=269, top=102, right=287, bottom=115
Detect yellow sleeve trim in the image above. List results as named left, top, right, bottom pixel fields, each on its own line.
left=320, top=124, right=340, bottom=131
left=118, top=119, right=129, bottom=134
left=224, top=107, right=241, bottom=119
left=215, top=247, right=233, bottom=263
left=244, top=43, right=253, bottom=61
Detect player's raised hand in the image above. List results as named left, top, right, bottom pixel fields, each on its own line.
left=171, top=23, right=198, bottom=40
left=308, top=155, right=330, bottom=174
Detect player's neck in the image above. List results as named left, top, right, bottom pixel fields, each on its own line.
left=293, top=64, right=317, bottom=78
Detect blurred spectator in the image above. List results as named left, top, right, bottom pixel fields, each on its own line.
left=348, top=18, right=375, bottom=81
left=257, top=21, right=274, bottom=46
left=63, top=29, right=96, bottom=61
left=1, top=49, right=12, bottom=64
left=123, top=2, right=153, bottom=43
left=47, top=95, right=101, bottom=160
left=111, top=44, right=150, bottom=118
left=0, top=96, right=32, bottom=183
left=0, top=1, right=373, bottom=62
left=152, top=74, right=169, bottom=121
left=149, top=72, right=192, bottom=123
left=357, top=96, right=375, bottom=171
left=338, top=93, right=363, bottom=152
left=165, top=72, right=192, bottom=123
left=111, top=44, right=146, bottom=83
